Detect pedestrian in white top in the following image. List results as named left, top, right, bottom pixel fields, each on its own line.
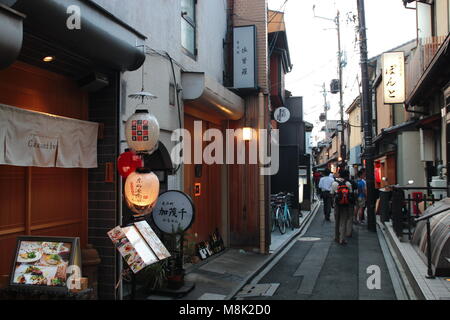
left=318, top=169, right=335, bottom=221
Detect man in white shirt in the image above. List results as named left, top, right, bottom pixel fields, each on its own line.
left=331, top=169, right=353, bottom=245
left=318, top=169, right=335, bottom=221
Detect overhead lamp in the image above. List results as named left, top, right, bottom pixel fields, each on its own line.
left=243, top=127, right=253, bottom=141
left=43, top=56, right=55, bottom=62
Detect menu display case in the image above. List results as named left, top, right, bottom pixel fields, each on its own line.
left=108, top=221, right=171, bottom=274
left=9, top=236, right=82, bottom=293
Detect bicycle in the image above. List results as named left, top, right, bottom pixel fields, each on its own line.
left=271, top=192, right=294, bottom=234
left=270, top=194, right=278, bottom=232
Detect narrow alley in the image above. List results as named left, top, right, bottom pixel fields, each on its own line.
left=240, top=204, right=398, bottom=300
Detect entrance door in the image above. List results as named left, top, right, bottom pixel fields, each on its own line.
left=0, top=62, right=88, bottom=276
left=183, top=115, right=222, bottom=242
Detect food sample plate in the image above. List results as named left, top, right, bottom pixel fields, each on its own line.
left=13, top=265, right=58, bottom=285
left=17, top=250, right=42, bottom=263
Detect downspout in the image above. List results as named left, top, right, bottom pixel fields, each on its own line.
left=258, top=91, right=266, bottom=254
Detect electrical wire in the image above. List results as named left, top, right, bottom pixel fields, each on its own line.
left=233, top=0, right=288, bottom=24
left=268, top=0, right=288, bottom=24
left=166, top=52, right=183, bottom=175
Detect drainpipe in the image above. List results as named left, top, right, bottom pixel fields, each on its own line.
left=258, top=91, right=266, bottom=254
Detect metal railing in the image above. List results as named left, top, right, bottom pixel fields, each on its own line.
left=390, top=186, right=446, bottom=240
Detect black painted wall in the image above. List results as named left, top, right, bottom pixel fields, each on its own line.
left=88, top=73, right=120, bottom=300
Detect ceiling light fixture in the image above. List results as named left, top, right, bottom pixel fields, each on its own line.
left=43, top=56, right=55, bottom=62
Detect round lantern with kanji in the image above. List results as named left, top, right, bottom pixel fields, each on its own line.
left=124, top=168, right=160, bottom=217
left=117, top=149, right=144, bottom=178
left=125, top=109, right=160, bottom=154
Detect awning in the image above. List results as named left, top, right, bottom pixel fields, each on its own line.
left=0, top=104, right=99, bottom=168
left=0, top=0, right=146, bottom=71
left=416, top=113, right=441, bottom=129
left=372, top=120, right=417, bottom=143
left=181, top=72, right=245, bottom=121
left=407, top=34, right=450, bottom=106
left=0, top=4, right=24, bottom=69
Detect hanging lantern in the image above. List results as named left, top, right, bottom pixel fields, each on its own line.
left=117, top=149, right=144, bottom=178
left=125, top=110, right=160, bottom=154
left=124, top=168, right=160, bottom=217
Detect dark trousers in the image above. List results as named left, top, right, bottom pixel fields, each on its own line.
left=322, top=191, right=331, bottom=219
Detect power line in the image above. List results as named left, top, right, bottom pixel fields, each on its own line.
left=268, top=0, right=288, bottom=24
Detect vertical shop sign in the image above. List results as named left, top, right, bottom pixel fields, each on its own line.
left=382, top=52, right=405, bottom=104
left=233, top=25, right=257, bottom=89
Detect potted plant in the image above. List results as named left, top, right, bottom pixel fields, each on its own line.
left=139, top=260, right=168, bottom=292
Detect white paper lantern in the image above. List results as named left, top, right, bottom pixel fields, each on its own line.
left=124, top=169, right=160, bottom=217
left=125, top=109, right=160, bottom=154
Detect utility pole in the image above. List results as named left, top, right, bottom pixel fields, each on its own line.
left=313, top=7, right=346, bottom=164
left=322, top=83, right=328, bottom=137
left=357, top=0, right=376, bottom=232
left=336, top=10, right=346, bottom=164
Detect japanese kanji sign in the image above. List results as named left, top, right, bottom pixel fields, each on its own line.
left=152, top=190, right=195, bottom=234
left=382, top=52, right=405, bottom=104
left=233, top=25, right=256, bottom=89
left=274, top=106, right=291, bottom=124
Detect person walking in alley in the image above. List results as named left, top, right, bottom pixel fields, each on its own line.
left=354, top=170, right=367, bottom=224
left=331, top=170, right=353, bottom=245
left=318, top=169, right=334, bottom=221
left=313, top=169, right=322, bottom=200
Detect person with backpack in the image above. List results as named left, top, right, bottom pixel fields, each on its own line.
left=331, top=169, right=353, bottom=245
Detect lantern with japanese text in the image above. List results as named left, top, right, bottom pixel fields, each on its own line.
left=125, top=109, right=160, bottom=154
left=124, top=168, right=160, bottom=217
left=117, top=149, right=144, bottom=178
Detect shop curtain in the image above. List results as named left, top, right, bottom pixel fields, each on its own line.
left=0, top=103, right=98, bottom=168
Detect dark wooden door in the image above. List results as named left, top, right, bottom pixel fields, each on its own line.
left=183, top=115, right=222, bottom=242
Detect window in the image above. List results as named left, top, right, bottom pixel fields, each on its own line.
left=181, top=0, right=196, bottom=57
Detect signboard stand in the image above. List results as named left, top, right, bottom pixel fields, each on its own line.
left=150, top=190, right=196, bottom=296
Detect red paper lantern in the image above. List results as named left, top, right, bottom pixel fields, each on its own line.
left=375, top=164, right=382, bottom=184
left=117, top=150, right=143, bottom=178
